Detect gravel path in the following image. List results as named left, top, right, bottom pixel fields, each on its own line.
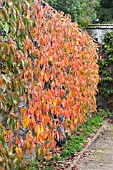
left=76, top=122, right=113, bottom=170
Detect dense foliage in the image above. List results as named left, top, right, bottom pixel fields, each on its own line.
left=0, top=0, right=99, bottom=169
left=98, top=32, right=113, bottom=109
left=44, top=0, right=113, bottom=25
left=44, top=0, right=100, bottom=27
left=97, top=0, right=113, bottom=23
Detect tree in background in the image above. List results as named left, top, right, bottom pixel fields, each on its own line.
left=97, top=0, right=113, bottom=23
left=44, top=0, right=100, bottom=28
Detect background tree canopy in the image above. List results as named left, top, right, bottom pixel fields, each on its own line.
left=44, top=0, right=101, bottom=27
left=97, top=0, right=113, bottom=23
left=44, top=0, right=113, bottom=27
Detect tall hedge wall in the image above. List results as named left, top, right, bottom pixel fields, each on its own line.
left=0, top=0, right=99, bottom=168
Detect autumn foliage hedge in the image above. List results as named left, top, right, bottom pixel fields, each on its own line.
left=0, top=0, right=99, bottom=167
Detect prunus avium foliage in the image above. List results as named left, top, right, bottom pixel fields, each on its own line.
left=0, top=0, right=99, bottom=168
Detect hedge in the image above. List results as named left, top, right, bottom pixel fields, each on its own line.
left=0, top=0, right=99, bottom=168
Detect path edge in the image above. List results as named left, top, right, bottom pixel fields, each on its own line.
left=66, top=119, right=108, bottom=170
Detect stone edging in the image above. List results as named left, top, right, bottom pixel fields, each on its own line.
left=87, top=24, right=113, bottom=29
left=66, top=119, right=108, bottom=170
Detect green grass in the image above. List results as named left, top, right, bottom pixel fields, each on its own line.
left=29, top=113, right=106, bottom=169
left=60, top=115, right=103, bottom=159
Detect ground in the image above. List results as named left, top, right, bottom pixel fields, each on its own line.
left=76, top=122, right=113, bottom=170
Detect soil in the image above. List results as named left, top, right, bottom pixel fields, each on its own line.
left=76, top=122, right=113, bottom=170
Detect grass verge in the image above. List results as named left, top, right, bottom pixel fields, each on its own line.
left=28, top=109, right=111, bottom=170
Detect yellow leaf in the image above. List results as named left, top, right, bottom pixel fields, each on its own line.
left=74, top=118, right=77, bottom=124
left=22, top=116, right=29, bottom=129
left=34, top=124, right=40, bottom=134
left=15, top=147, right=23, bottom=157
left=70, top=123, right=75, bottom=130
left=38, top=147, right=41, bottom=155
left=1, top=55, right=5, bottom=60
left=20, top=107, right=26, bottom=115
left=66, top=48, right=70, bottom=54
left=52, top=100, right=56, bottom=106
left=49, top=56, right=53, bottom=61
left=41, top=126, right=44, bottom=133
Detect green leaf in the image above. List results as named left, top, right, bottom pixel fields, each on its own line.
left=4, top=22, right=9, bottom=34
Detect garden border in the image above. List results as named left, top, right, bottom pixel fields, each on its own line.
left=66, top=119, right=108, bottom=170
